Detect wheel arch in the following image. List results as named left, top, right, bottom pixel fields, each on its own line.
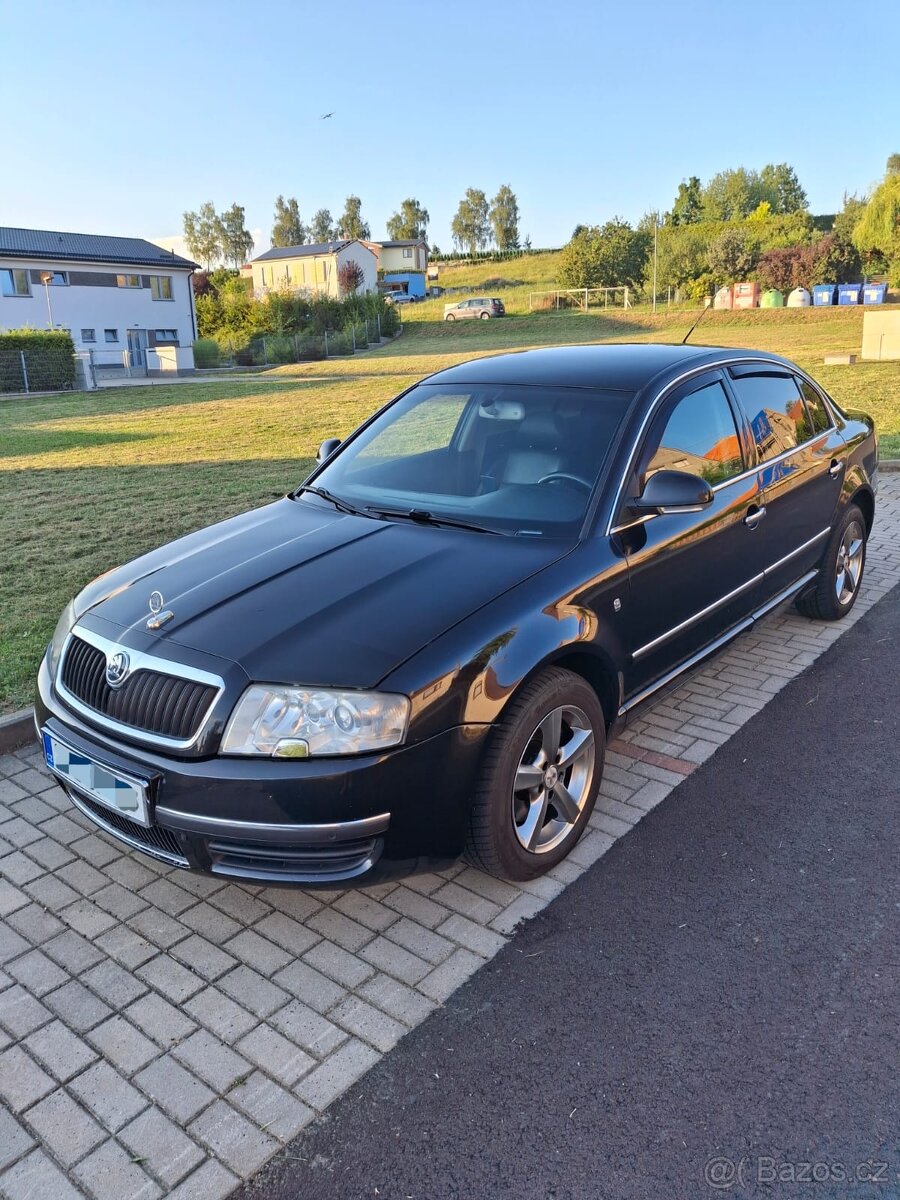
left=513, top=647, right=623, bottom=732
left=848, top=484, right=875, bottom=534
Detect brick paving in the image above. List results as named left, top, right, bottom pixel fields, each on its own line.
left=1, top=476, right=897, bottom=1199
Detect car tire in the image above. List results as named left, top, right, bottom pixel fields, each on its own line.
left=445, top=314, right=455, bottom=322
left=480, top=311, right=491, bottom=320
left=465, top=667, right=605, bottom=880
left=795, top=503, right=867, bottom=621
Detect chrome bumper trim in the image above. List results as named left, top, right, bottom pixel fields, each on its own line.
left=66, top=787, right=190, bottom=869
left=155, top=806, right=391, bottom=844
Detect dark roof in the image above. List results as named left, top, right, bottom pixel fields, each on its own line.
left=426, top=344, right=772, bottom=391
left=0, top=227, right=196, bottom=268
left=253, top=241, right=352, bottom=262
left=375, top=240, right=426, bottom=248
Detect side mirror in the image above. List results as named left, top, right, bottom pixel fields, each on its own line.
left=317, top=437, right=341, bottom=464
left=633, top=469, right=714, bottom=514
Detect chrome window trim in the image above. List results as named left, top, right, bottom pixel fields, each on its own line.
left=55, top=624, right=225, bottom=751
left=605, top=356, right=839, bottom=537
left=156, top=807, right=391, bottom=844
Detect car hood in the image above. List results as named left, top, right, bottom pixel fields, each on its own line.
left=76, top=498, right=571, bottom=688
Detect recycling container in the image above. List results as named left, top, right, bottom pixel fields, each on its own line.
left=732, top=281, right=760, bottom=309
left=760, top=289, right=784, bottom=308
left=713, top=286, right=733, bottom=310
left=787, top=287, right=812, bottom=307
left=838, top=283, right=862, bottom=305
left=813, top=285, right=835, bottom=306
left=863, top=283, right=887, bottom=305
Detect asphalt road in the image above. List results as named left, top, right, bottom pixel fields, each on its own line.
left=239, top=587, right=900, bottom=1200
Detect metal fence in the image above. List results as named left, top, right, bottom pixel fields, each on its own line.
left=528, top=286, right=632, bottom=312
left=197, top=312, right=399, bottom=370
left=0, top=347, right=84, bottom=395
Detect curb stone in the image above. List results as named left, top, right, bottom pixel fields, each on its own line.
left=0, top=708, right=35, bottom=753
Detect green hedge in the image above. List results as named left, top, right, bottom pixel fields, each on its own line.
left=192, top=338, right=221, bottom=368
left=0, top=330, right=75, bottom=393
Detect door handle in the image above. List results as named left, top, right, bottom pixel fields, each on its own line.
left=828, top=459, right=844, bottom=478
left=744, top=505, right=767, bottom=529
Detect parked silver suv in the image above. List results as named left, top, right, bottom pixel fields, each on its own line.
left=443, top=297, right=506, bottom=321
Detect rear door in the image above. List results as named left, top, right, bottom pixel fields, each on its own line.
left=725, top=368, right=846, bottom=601
left=614, top=371, right=765, bottom=698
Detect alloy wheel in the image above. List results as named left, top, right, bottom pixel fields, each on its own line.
left=835, top=520, right=864, bottom=606
left=511, top=704, right=595, bottom=854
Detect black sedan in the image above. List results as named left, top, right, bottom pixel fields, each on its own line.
left=36, top=344, right=877, bottom=886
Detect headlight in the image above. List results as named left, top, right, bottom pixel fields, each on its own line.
left=220, top=685, right=410, bottom=757
left=47, top=600, right=77, bottom=678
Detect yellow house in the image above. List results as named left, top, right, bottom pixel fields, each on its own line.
left=251, top=240, right=377, bottom=298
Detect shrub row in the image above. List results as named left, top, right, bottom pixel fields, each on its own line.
left=0, top=330, right=75, bottom=393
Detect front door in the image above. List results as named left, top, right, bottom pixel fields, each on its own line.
left=126, top=329, right=148, bottom=368
left=614, top=371, right=765, bottom=699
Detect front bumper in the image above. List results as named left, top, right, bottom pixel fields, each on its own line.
left=36, top=657, right=491, bottom=886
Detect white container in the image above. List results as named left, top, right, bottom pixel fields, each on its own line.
left=787, top=287, right=811, bottom=308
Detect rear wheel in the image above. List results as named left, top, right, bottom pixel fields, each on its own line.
left=795, top=503, right=867, bottom=620
left=480, top=311, right=491, bottom=320
left=466, top=667, right=605, bottom=880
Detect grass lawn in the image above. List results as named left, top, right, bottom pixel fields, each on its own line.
left=1, top=305, right=897, bottom=714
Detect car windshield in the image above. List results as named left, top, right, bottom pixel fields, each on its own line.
left=303, top=382, right=634, bottom=536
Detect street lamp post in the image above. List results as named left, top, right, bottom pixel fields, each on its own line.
left=39, top=272, right=54, bottom=328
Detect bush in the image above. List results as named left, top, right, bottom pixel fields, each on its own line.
left=296, top=336, right=325, bottom=361
left=0, top=330, right=75, bottom=393
left=192, top=338, right=220, bottom=368
left=326, top=331, right=353, bottom=356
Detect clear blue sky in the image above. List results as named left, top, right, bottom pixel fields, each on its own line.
left=2, top=0, right=898, bottom=256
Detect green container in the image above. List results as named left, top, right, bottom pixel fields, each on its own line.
left=760, top=289, right=785, bottom=308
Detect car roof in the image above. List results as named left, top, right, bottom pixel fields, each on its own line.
left=425, top=343, right=790, bottom=392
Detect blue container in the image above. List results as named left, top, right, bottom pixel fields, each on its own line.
left=837, top=283, right=862, bottom=305
left=812, top=284, right=835, bottom=306
left=863, top=282, right=887, bottom=305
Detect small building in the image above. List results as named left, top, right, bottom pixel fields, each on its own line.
left=0, top=226, right=198, bottom=371
left=363, top=239, right=429, bottom=298
left=251, top=241, right=377, bottom=298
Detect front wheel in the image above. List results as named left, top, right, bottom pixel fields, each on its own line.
left=796, top=503, right=867, bottom=620
left=466, top=667, right=605, bottom=880
left=445, top=314, right=455, bottom=322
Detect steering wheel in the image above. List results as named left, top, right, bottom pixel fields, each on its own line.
left=537, top=472, right=593, bottom=492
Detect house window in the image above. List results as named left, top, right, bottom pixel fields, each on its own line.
left=1, top=269, right=30, bottom=296
left=81, top=328, right=96, bottom=343
left=403, top=247, right=413, bottom=258
left=116, top=274, right=141, bottom=288
left=104, top=328, right=118, bottom=343
left=260, top=267, right=267, bottom=287
left=150, top=275, right=173, bottom=300
left=40, top=271, right=68, bottom=286
left=154, top=329, right=178, bottom=343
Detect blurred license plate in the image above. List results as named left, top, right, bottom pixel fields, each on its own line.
left=42, top=730, right=149, bottom=826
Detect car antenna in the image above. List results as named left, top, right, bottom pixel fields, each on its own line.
left=681, top=298, right=712, bottom=345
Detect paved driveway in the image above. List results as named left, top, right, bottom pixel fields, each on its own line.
left=1, top=476, right=898, bottom=1199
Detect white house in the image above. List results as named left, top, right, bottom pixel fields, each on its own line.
left=251, top=240, right=377, bottom=298
left=0, top=227, right=198, bottom=372
left=362, top=239, right=428, bottom=274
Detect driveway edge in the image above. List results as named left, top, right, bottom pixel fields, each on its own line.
left=0, top=707, right=35, bottom=753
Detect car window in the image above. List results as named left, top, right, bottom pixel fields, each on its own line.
left=729, top=374, right=814, bottom=461
left=311, top=382, right=634, bottom=537
left=645, top=381, right=744, bottom=487
left=797, top=379, right=832, bottom=434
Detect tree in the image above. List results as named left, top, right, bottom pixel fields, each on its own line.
left=707, top=227, right=759, bottom=280
left=885, top=153, right=900, bottom=176
left=386, top=198, right=429, bottom=241
left=271, top=196, right=307, bottom=248
left=852, top=172, right=900, bottom=282
left=558, top=219, right=650, bottom=289
left=451, top=188, right=490, bottom=253
left=337, top=196, right=370, bottom=241
left=220, top=203, right=254, bottom=269
left=310, top=209, right=336, bottom=243
left=701, top=169, right=762, bottom=222
left=670, top=176, right=702, bottom=225
left=183, top=202, right=225, bottom=270
left=337, top=260, right=365, bottom=295
left=759, top=163, right=808, bottom=213
left=489, top=185, right=520, bottom=250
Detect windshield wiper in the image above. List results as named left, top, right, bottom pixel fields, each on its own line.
left=295, top=485, right=369, bottom=517
left=365, top=506, right=500, bottom=535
